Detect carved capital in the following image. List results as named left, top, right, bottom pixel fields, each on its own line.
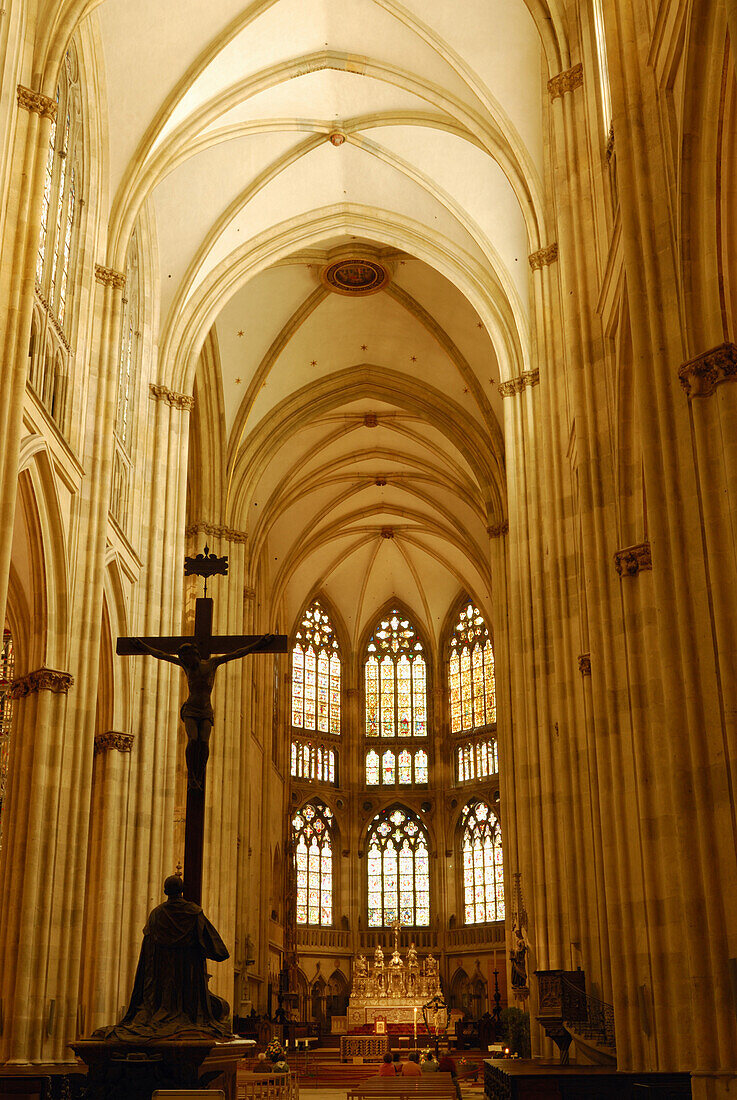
left=9, top=667, right=74, bottom=699
left=186, top=522, right=248, bottom=545
left=578, top=654, right=591, bottom=676
left=528, top=243, right=558, bottom=270
left=94, top=264, right=126, bottom=289
left=614, top=542, right=652, bottom=577
left=548, top=63, right=584, bottom=100
left=149, top=384, right=195, bottom=411
left=94, top=730, right=135, bottom=755
left=498, top=369, right=540, bottom=397
left=487, top=521, right=509, bottom=538
left=244, top=587, right=256, bottom=600
left=17, top=85, right=57, bottom=120
left=678, top=342, right=737, bottom=398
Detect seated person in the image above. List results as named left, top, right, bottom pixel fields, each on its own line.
left=253, top=1053, right=271, bottom=1074
left=401, top=1052, right=422, bottom=1076
left=439, top=1053, right=462, bottom=1100
left=392, top=1050, right=402, bottom=1074
left=421, top=1051, right=439, bottom=1073
left=379, top=1052, right=396, bottom=1077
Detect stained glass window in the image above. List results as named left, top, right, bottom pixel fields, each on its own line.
left=365, top=610, right=426, bottom=738
left=292, top=601, right=341, bottom=734
left=290, top=740, right=336, bottom=784
left=382, top=750, right=395, bottom=784
left=35, top=48, right=81, bottom=338
left=457, top=739, right=498, bottom=782
left=366, top=749, right=380, bottom=785
left=461, top=801, right=504, bottom=924
left=116, top=234, right=141, bottom=452
left=293, top=801, right=333, bottom=925
left=0, top=628, right=15, bottom=848
left=366, top=807, right=429, bottom=927
left=449, top=601, right=495, bottom=733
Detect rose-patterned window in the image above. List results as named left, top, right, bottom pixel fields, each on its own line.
left=366, top=806, right=429, bottom=928
left=448, top=601, right=495, bottom=734
left=293, top=801, right=333, bottom=926
left=292, top=601, right=341, bottom=735
left=461, top=801, right=504, bottom=924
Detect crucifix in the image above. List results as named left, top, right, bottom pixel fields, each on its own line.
left=117, top=545, right=288, bottom=904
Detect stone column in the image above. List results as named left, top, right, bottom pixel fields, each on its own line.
left=80, top=732, right=135, bottom=1033
left=118, top=384, right=192, bottom=1001
left=0, top=668, right=73, bottom=1063
left=601, top=0, right=737, bottom=1088
left=0, top=87, right=57, bottom=636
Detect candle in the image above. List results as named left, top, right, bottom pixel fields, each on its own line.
left=413, top=1006, right=417, bottom=1044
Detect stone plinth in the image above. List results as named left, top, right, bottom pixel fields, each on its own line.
left=70, top=1036, right=254, bottom=1100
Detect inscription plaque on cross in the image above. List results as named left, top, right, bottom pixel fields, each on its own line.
left=117, top=546, right=287, bottom=903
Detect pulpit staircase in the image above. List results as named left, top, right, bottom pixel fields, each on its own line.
left=535, top=970, right=616, bottom=1066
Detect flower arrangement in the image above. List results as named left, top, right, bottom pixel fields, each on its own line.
left=265, top=1038, right=285, bottom=1063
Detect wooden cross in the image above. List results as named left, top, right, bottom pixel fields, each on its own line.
left=117, top=590, right=287, bottom=904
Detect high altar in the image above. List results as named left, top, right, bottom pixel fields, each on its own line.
left=347, top=923, right=443, bottom=1028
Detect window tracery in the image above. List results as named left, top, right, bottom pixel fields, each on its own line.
left=448, top=601, right=495, bottom=733
left=30, top=45, right=83, bottom=433
left=292, top=601, right=341, bottom=735
left=457, top=739, right=498, bottom=782
left=366, top=806, right=429, bottom=928
left=365, top=611, right=426, bottom=739
left=292, top=801, right=333, bottom=926
left=365, top=747, right=428, bottom=785
left=291, top=740, right=336, bottom=784
left=461, top=800, right=504, bottom=924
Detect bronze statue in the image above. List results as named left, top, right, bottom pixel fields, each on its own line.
left=96, top=874, right=231, bottom=1040
left=134, top=634, right=276, bottom=789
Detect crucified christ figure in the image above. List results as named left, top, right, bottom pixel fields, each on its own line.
left=134, top=634, right=276, bottom=789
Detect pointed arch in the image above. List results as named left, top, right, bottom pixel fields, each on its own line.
left=459, top=799, right=504, bottom=924
left=365, top=804, right=430, bottom=928
left=292, top=799, right=335, bottom=927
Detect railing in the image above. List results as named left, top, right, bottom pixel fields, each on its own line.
left=296, top=927, right=351, bottom=949
left=445, top=923, right=505, bottom=948
left=559, top=974, right=616, bottom=1049
left=358, top=929, right=439, bottom=952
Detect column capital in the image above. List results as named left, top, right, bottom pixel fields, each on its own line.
left=186, top=521, right=248, bottom=545
left=498, top=368, right=540, bottom=397
left=16, top=85, right=57, bottom=120
left=94, top=263, right=126, bottom=289
left=578, top=654, right=591, bottom=676
left=487, top=520, right=509, bottom=538
left=9, top=667, right=74, bottom=699
left=614, top=542, right=652, bottom=577
left=678, top=342, right=737, bottom=398
left=547, top=63, right=583, bottom=100
left=94, top=731, right=135, bottom=755
left=149, top=383, right=195, bottom=411
left=528, top=243, right=558, bottom=270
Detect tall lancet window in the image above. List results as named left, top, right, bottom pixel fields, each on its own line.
left=292, top=601, right=341, bottom=735
left=449, top=601, right=495, bottom=734
left=293, top=801, right=333, bottom=926
left=366, top=806, right=429, bottom=928
left=0, top=627, right=15, bottom=847
left=592, top=0, right=612, bottom=138
left=461, top=801, right=504, bottom=924
left=31, top=43, right=83, bottom=433
left=35, top=45, right=82, bottom=335
left=116, top=234, right=141, bottom=451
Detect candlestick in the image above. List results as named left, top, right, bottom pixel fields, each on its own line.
left=414, top=1006, right=417, bottom=1044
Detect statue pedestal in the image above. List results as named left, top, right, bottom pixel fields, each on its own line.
left=70, top=1036, right=254, bottom=1100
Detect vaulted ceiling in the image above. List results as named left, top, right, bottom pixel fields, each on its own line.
left=88, top=0, right=552, bottom=650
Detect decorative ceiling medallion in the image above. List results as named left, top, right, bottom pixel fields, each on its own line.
left=322, top=258, right=389, bottom=296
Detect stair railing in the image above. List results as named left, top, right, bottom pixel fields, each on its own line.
left=559, top=974, right=616, bottom=1049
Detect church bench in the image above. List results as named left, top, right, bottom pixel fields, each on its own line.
left=346, top=1073, right=456, bottom=1100
left=238, top=1071, right=299, bottom=1100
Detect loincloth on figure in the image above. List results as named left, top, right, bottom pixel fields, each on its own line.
left=180, top=700, right=215, bottom=725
